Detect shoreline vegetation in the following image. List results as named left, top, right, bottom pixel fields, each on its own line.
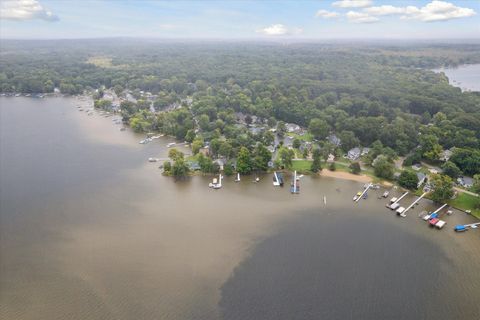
left=3, top=93, right=479, bottom=219
left=2, top=41, right=479, bottom=219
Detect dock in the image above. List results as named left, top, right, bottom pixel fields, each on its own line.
left=355, top=183, right=372, bottom=203
left=290, top=171, right=299, bottom=194
left=432, top=203, right=448, bottom=214
left=273, top=171, right=283, bottom=186
left=423, top=203, right=449, bottom=220
left=388, top=191, right=408, bottom=209
left=398, top=192, right=428, bottom=217
left=455, top=222, right=480, bottom=232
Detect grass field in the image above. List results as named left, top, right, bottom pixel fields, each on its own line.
left=287, top=132, right=313, bottom=142
left=449, top=192, right=480, bottom=219
left=292, top=160, right=312, bottom=172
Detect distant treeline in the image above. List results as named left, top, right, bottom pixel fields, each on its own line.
left=1, top=40, right=479, bottom=174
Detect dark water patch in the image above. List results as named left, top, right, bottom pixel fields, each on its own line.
left=219, top=211, right=467, bottom=320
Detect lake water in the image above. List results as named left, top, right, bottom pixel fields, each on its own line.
left=1, top=97, right=479, bottom=320
left=432, top=64, right=480, bottom=92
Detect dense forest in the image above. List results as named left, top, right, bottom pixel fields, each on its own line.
left=1, top=40, right=480, bottom=177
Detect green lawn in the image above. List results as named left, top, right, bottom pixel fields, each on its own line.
left=287, top=132, right=313, bottom=142
left=449, top=192, right=480, bottom=219
left=292, top=160, right=312, bottom=172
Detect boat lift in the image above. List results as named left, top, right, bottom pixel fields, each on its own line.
left=290, top=171, right=300, bottom=194
left=455, top=222, right=480, bottom=232
left=388, top=192, right=409, bottom=209
left=398, top=192, right=428, bottom=217
left=355, top=183, right=373, bottom=203
left=273, top=171, right=280, bottom=186
left=422, top=203, right=448, bottom=220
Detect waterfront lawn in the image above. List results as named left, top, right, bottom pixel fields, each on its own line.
left=292, top=160, right=312, bottom=172
left=449, top=193, right=480, bottom=219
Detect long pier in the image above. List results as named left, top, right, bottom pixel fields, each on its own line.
left=432, top=203, right=448, bottom=214
left=399, top=192, right=428, bottom=217
left=355, top=183, right=372, bottom=203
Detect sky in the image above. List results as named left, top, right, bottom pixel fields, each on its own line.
left=0, top=0, right=479, bottom=40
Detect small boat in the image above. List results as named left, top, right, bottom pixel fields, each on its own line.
left=235, top=173, right=241, bottom=182
left=382, top=191, right=389, bottom=198
left=323, top=195, right=327, bottom=205
left=363, top=193, right=368, bottom=200
left=429, top=218, right=439, bottom=226
left=435, top=220, right=446, bottom=229
left=148, top=157, right=159, bottom=162
left=255, top=177, right=260, bottom=182
left=167, top=142, right=176, bottom=148
left=353, top=195, right=358, bottom=201
left=454, top=225, right=467, bottom=232
left=139, top=140, right=146, bottom=144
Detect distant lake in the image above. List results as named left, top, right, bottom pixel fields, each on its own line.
left=432, top=64, right=480, bottom=92
left=1, top=97, right=480, bottom=320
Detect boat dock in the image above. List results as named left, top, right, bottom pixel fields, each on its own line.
left=290, top=171, right=299, bottom=194
left=454, top=222, right=480, bottom=232
left=388, top=191, right=409, bottom=209
left=422, top=204, right=449, bottom=220
left=273, top=171, right=284, bottom=186
left=355, top=183, right=372, bottom=203
left=398, top=192, right=428, bottom=217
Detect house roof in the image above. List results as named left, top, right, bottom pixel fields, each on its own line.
left=417, top=172, right=426, bottom=181
left=348, top=147, right=361, bottom=154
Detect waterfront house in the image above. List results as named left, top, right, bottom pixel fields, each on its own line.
left=417, top=172, right=427, bottom=188
left=214, top=158, right=227, bottom=171
left=347, top=147, right=361, bottom=161
left=327, top=134, right=341, bottom=147
left=457, top=176, right=474, bottom=188
left=327, top=153, right=335, bottom=163
left=187, top=161, right=201, bottom=171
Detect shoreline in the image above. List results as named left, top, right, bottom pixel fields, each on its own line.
left=318, top=169, right=373, bottom=184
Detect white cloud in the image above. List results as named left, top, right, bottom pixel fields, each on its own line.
left=362, top=1, right=475, bottom=22
left=364, top=5, right=406, bottom=16
left=257, top=24, right=303, bottom=36
left=316, top=10, right=340, bottom=19
left=346, top=11, right=379, bottom=23
left=332, top=0, right=373, bottom=8
left=0, top=0, right=58, bottom=21
left=402, top=1, right=476, bottom=22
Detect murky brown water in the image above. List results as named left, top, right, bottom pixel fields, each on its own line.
left=1, top=97, right=479, bottom=320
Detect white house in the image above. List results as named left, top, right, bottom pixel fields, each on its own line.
left=347, top=147, right=361, bottom=161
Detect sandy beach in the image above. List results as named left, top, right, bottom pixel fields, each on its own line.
left=319, top=169, right=373, bottom=183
